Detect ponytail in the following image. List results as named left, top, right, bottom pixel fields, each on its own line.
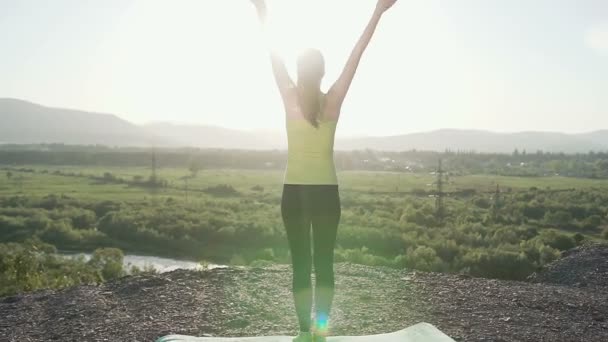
left=296, top=48, right=325, bottom=128
left=298, top=80, right=321, bottom=128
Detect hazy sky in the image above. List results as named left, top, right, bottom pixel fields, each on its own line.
left=1, top=0, right=607, bottom=137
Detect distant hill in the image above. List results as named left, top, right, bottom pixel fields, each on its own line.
left=142, top=122, right=286, bottom=150
left=581, top=130, right=608, bottom=148
left=336, top=129, right=608, bottom=153
left=1, top=98, right=607, bottom=153
left=0, top=98, right=162, bottom=146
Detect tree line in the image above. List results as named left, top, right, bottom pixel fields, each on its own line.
left=1, top=145, right=608, bottom=178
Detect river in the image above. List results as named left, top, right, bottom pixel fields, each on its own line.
left=60, top=252, right=227, bottom=273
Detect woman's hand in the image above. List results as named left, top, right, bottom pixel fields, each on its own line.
left=376, top=0, right=397, bottom=13
left=250, top=0, right=295, bottom=104
left=251, top=0, right=266, bottom=12
left=251, top=0, right=267, bottom=22
left=327, top=0, right=397, bottom=115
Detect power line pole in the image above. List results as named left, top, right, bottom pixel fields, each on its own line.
left=491, top=184, right=501, bottom=222
left=435, top=159, right=446, bottom=223
left=180, top=175, right=190, bottom=203
left=150, top=150, right=158, bottom=187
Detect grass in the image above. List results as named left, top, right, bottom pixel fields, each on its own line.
left=2, top=166, right=608, bottom=201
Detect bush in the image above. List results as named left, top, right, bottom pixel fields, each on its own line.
left=249, top=259, right=274, bottom=268
left=582, top=215, right=602, bottom=231
left=544, top=210, right=573, bottom=227
left=0, top=239, right=103, bottom=296
left=537, top=230, right=576, bottom=251
left=70, top=209, right=97, bottom=229
left=459, top=248, right=535, bottom=280
left=87, top=248, right=125, bottom=281
left=433, top=240, right=460, bottom=263
left=230, top=254, right=247, bottom=265
left=39, top=220, right=82, bottom=246
left=129, top=264, right=158, bottom=275
left=473, top=197, right=491, bottom=209
left=203, top=184, right=239, bottom=196
left=250, top=185, right=264, bottom=192
left=520, top=239, right=560, bottom=266
left=255, top=248, right=275, bottom=261
left=522, top=201, right=545, bottom=220
left=404, top=246, right=443, bottom=272
left=198, top=260, right=212, bottom=271
left=335, top=247, right=394, bottom=267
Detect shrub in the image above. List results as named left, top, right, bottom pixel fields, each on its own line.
left=459, top=248, right=535, bottom=280
left=582, top=215, right=602, bottom=231
left=537, top=230, right=576, bottom=251
left=129, top=264, right=158, bottom=275
left=255, top=248, right=275, bottom=261
left=249, top=259, right=274, bottom=268
left=544, top=210, right=573, bottom=227
left=0, top=239, right=102, bottom=296
left=71, top=209, right=97, bottom=230
left=473, top=197, right=491, bottom=209
left=335, top=247, right=394, bottom=267
left=404, top=246, right=443, bottom=272
left=87, top=248, right=125, bottom=281
left=230, top=254, right=247, bottom=265
left=433, top=240, right=460, bottom=263
left=251, top=185, right=264, bottom=192
left=203, top=184, right=239, bottom=196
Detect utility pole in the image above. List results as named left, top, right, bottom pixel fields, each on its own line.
left=396, top=172, right=400, bottom=192
left=491, top=184, right=501, bottom=222
left=435, top=159, right=446, bottom=223
left=150, top=150, right=158, bottom=187
left=180, top=176, right=190, bottom=203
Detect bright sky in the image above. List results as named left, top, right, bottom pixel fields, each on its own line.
left=1, top=0, right=607, bottom=137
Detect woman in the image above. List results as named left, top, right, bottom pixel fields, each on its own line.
left=251, top=1, right=397, bottom=341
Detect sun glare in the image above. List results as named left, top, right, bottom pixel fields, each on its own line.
left=265, top=0, right=333, bottom=65
left=264, top=0, right=375, bottom=74
left=79, top=0, right=452, bottom=134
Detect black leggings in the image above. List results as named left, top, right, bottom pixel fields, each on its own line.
left=281, top=184, right=341, bottom=332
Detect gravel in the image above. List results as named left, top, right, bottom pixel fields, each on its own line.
left=528, top=242, right=608, bottom=291
left=2, top=246, right=608, bottom=342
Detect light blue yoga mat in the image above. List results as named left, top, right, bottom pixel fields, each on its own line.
left=156, top=322, right=455, bottom=342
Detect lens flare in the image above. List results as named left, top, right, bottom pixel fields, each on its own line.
left=314, top=312, right=329, bottom=333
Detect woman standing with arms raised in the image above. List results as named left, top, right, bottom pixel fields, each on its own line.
left=250, top=1, right=397, bottom=341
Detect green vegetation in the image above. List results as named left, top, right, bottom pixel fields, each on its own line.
left=1, top=147, right=607, bottom=297
left=2, top=144, right=608, bottom=179
left=0, top=238, right=149, bottom=297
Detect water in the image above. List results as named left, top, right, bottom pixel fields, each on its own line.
left=60, top=252, right=227, bottom=273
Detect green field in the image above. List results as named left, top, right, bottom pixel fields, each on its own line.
left=3, top=166, right=607, bottom=199
left=1, top=163, right=607, bottom=296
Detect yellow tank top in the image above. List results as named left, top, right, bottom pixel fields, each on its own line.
left=283, top=118, right=339, bottom=185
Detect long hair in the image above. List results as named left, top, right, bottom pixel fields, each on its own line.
left=296, top=48, right=325, bottom=128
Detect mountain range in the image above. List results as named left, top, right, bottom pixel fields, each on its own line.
left=1, top=98, right=607, bottom=153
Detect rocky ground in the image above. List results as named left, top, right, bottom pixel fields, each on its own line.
left=1, top=243, right=608, bottom=342
left=528, top=243, right=608, bottom=290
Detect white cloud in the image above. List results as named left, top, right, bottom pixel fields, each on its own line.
left=585, top=23, right=608, bottom=56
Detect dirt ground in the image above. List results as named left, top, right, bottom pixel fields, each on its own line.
left=2, top=245, right=608, bottom=342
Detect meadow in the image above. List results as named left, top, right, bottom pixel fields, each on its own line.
left=4, top=165, right=608, bottom=197
left=1, top=153, right=608, bottom=296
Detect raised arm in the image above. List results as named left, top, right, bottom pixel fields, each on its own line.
left=251, top=0, right=295, bottom=102
left=327, top=0, right=397, bottom=113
